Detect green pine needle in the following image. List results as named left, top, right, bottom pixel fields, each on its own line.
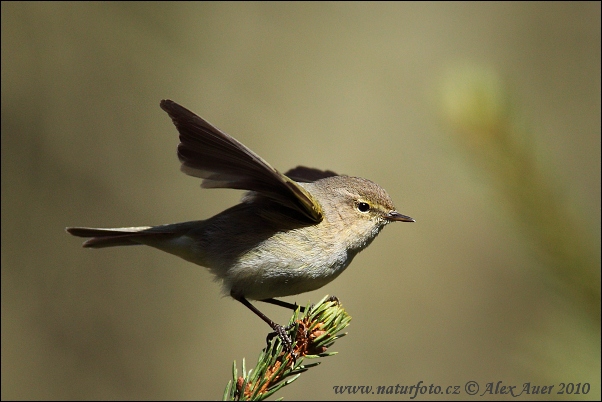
left=223, top=295, right=351, bottom=401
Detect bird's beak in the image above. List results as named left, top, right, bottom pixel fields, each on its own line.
left=386, top=211, right=415, bottom=222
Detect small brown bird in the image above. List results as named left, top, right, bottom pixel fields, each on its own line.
left=67, top=100, right=414, bottom=348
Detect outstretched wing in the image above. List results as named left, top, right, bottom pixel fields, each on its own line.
left=160, top=100, right=323, bottom=223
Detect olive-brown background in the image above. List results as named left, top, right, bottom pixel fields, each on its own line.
left=2, top=3, right=600, bottom=400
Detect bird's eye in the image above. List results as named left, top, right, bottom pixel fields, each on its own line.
left=357, top=202, right=370, bottom=212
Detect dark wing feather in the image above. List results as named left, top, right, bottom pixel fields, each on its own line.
left=160, top=100, right=323, bottom=222
left=283, top=166, right=339, bottom=182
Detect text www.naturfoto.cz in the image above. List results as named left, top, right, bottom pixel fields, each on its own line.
left=333, top=384, right=431, bottom=397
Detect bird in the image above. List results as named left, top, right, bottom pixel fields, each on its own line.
left=67, top=100, right=414, bottom=349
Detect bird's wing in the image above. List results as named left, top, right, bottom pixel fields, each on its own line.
left=160, top=99, right=323, bottom=223
left=283, top=166, right=339, bottom=183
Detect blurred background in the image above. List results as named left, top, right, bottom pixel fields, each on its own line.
left=2, top=2, right=600, bottom=400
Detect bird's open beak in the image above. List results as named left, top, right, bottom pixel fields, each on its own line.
left=386, top=211, right=415, bottom=222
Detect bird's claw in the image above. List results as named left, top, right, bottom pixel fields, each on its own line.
left=265, top=322, right=298, bottom=362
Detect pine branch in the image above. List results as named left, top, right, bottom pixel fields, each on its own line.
left=223, top=295, right=351, bottom=401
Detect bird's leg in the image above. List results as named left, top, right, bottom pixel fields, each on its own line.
left=260, top=298, right=305, bottom=313
left=261, top=296, right=339, bottom=315
left=233, top=294, right=294, bottom=352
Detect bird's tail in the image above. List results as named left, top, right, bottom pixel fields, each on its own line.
left=66, top=226, right=173, bottom=248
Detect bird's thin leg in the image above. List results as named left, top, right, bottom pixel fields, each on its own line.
left=262, top=296, right=339, bottom=314
left=233, top=294, right=294, bottom=352
left=260, top=298, right=305, bottom=313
